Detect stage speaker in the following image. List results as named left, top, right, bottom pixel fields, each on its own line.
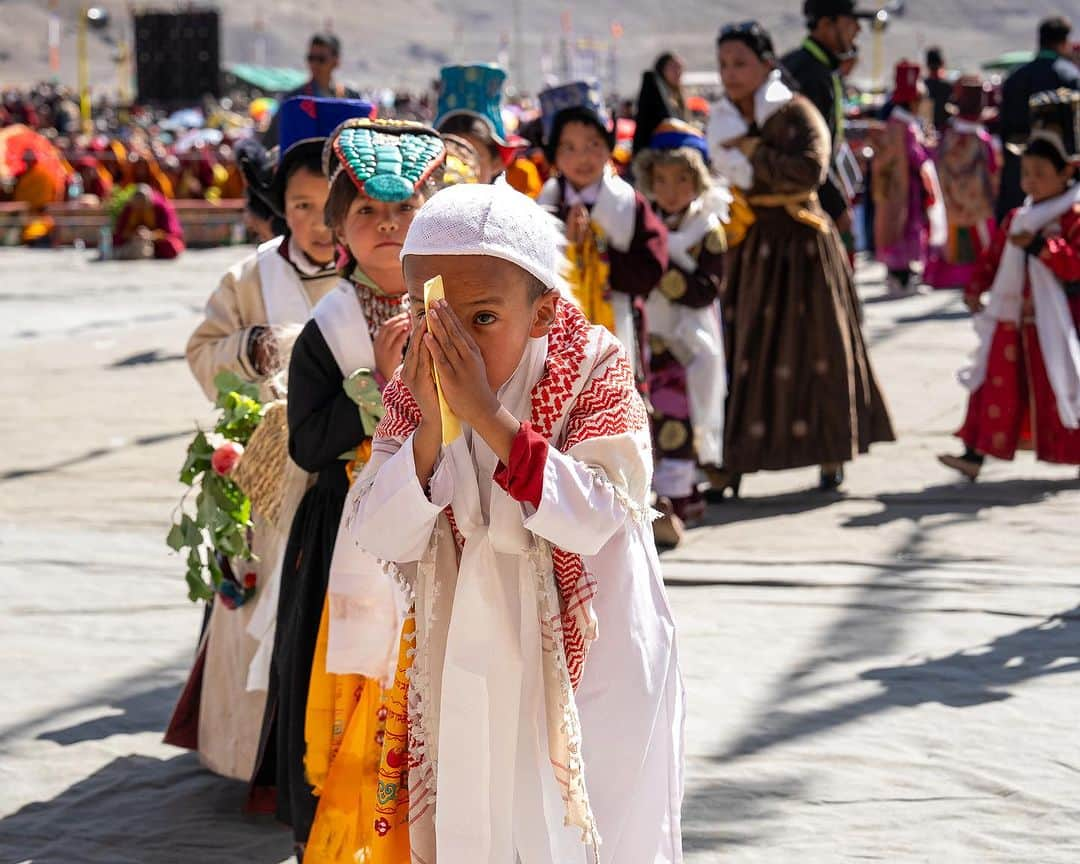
left=134, top=9, right=221, bottom=104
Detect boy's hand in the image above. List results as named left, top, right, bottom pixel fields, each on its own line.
left=964, top=292, right=984, bottom=314
left=734, top=136, right=759, bottom=158
left=424, top=299, right=500, bottom=428
left=566, top=203, right=591, bottom=245
left=248, top=325, right=279, bottom=375
left=401, top=316, right=441, bottom=432
left=1009, top=231, right=1035, bottom=249
left=373, top=311, right=411, bottom=382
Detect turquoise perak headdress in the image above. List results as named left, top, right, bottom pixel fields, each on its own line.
left=323, top=118, right=446, bottom=202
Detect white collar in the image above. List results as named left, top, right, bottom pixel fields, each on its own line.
left=564, top=179, right=603, bottom=208
left=287, top=234, right=337, bottom=278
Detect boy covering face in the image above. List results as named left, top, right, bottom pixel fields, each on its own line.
left=343, top=183, right=684, bottom=863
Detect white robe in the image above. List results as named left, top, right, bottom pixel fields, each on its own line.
left=344, top=315, right=685, bottom=864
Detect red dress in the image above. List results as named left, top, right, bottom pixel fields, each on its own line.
left=957, top=204, right=1080, bottom=463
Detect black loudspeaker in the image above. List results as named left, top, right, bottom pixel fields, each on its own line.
left=134, top=9, right=221, bottom=104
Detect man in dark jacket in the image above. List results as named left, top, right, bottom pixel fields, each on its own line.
left=263, top=34, right=361, bottom=147
left=783, top=0, right=881, bottom=228
left=925, top=47, right=952, bottom=133
left=996, top=16, right=1080, bottom=220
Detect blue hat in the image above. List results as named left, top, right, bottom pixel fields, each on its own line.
left=539, top=80, right=611, bottom=146
left=278, top=96, right=375, bottom=158
left=272, top=96, right=375, bottom=215
left=649, top=119, right=710, bottom=161
left=435, top=64, right=511, bottom=145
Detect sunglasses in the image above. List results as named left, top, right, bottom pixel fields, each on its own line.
left=306, top=54, right=332, bottom=64
left=719, top=20, right=762, bottom=38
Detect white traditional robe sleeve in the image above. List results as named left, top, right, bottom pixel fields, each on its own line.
left=347, top=433, right=453, bottom=564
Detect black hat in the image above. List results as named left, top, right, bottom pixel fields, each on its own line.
left=804, top=0, right=880, bottom=21
left=1014, top=88, right=1080, bottom=163
left=234, top=138, right=278, bottom=216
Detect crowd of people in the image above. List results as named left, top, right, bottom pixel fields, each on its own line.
left=136, top=3, right=1080, bottom=863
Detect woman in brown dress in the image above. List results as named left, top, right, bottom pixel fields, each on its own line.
left=706, top=21, right=894, bottom=492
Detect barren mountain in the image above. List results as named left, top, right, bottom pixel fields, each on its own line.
left=2, top=0, right=1078, bottom=98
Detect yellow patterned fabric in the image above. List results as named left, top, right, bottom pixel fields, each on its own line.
left=366, top=614, right=415, bottom=864
left=565, top=224, right=616, bottom=334
left=305, top=600, right=388, bottom=864
left=304, top=599, right=364, bottom=795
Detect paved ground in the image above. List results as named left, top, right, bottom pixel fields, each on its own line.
left=1, top=247, right=1079, bottom=863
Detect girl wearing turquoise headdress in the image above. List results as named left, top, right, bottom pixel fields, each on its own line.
left=249, top=117, right=445, bottom=861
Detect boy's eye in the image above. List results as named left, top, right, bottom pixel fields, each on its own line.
left=474, top=312, right=496, bottom=325
left=400, top=203, right=415, bottom=212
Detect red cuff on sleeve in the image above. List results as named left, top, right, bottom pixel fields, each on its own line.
left=493, top=421, right=548, bottom=509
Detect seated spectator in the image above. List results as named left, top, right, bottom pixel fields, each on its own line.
left=112, top=183, right=185, bottom=260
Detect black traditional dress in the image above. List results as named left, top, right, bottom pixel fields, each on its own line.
left=249, top=275, right=405, bottom=844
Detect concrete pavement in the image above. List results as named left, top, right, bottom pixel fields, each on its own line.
left=1, top=247, right=1078, bottom=863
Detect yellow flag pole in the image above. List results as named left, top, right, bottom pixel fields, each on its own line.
left=78, top=4, right=92, bottom=134
left=871, top=0, right=887, bottom=92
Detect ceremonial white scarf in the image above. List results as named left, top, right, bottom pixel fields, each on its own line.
left=960, top=184, right=1080, bottom=428
left=707, top=70, right=793, bottom=190
left=244, top=279, right=377, bottom=692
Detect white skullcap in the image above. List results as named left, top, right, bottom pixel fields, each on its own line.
left=401, top=182, right=563, bottom=290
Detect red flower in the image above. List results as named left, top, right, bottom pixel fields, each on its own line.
left=373, top=817, right=390, bottom=837
left=375, top=730, right=384, bottom=746
left=243, top=572, right=257, bottom=589
left=211, top=442, right=244, bottom=476
left=377, top=706, right=388, bottom=722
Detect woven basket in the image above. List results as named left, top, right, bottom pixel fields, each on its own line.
left=233, top=399, right=290, bottom=528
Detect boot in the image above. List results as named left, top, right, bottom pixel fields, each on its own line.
left=652, top=497, right=685, bottom=549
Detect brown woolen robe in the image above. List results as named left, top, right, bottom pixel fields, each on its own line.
left=721, top=94, right=894, bottom=473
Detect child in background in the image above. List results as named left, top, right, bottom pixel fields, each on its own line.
left=167, top=97, right=374, bottom=786
left=924, top=76, right=1002, bottom=290
left=633, top=119, right=728, bottom=546
left=939, top=90, right=1080, bottom=480
left=248, top=118, right=445, bottom=862
left=872, top=60, right=946, bottom=295
left=346, top=182, right=684, bottom=863
left=433, top=63, right=524, bottom=186
left=537, top=81, right=668, bottom=379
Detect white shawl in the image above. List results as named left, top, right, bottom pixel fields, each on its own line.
left=706, top=70, right=793, bottom=190
left=960, top=185, right=1080, bottom=428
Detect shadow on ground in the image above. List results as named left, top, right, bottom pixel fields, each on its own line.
left=110, top=349, right=186, bottom=368
left=0, top=752, right=292, bottom=864
left=842, top=477, right=1080, bottom=528
left=681, top=775, right=808, bottom=852
left=0, top=430, right=192, bottom=482
left=37, top=682, right=184, bottom=747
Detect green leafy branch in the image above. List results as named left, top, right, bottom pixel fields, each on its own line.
left=166, top=371, right=265, bottom=603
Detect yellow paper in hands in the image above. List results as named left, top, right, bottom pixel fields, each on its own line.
left=423, top=275, right=462, bottom=445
